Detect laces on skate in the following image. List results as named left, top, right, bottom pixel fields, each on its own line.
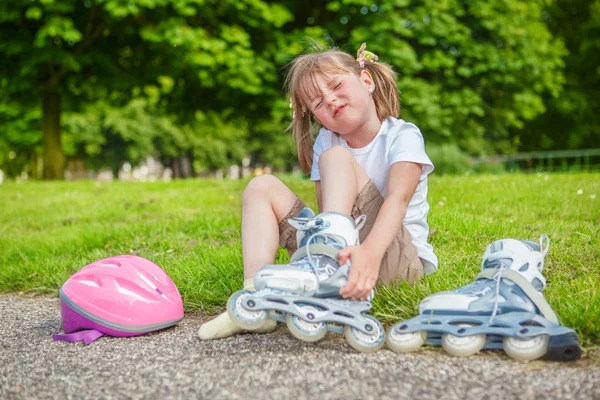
left=304, top=231, right=346, bottom=278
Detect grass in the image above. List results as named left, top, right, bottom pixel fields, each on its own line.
left=0, top=172, right=599, bottom=348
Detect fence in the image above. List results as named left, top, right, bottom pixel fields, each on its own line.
left=473, top=148, right=600, bottom=172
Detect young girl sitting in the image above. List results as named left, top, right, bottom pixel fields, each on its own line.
left=199, top=43, right=438, bottom=340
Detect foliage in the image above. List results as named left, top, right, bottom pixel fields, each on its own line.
left=520, top=0, right=600, bottom=151
left=0, top=93, right=41, bottom=178
left=63, top=97, right=186, bottom=173
left=247, top=97, right=298, bottom=171
left=426, top=143, right=471, bottom=175
left=0, top=0, right=597, bottom=179
left=472, top=160, right=506, bottom=175
left=0, top=0, right=293, bottom=178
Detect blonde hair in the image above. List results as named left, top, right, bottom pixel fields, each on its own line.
left=284, top=45, right=400, bottom=174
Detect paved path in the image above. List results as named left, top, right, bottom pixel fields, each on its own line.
left=1, top=295, right=598, bottom=400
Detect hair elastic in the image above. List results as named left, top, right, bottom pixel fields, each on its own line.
left=356, top=43, right=378, bottom=68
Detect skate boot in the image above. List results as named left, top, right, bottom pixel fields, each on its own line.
left=227, top=211, right=386, bottom=353
left=386, top=235, right=581, bottom=361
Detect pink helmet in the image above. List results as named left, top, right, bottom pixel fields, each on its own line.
left=53, top=255, right=184, bottom=345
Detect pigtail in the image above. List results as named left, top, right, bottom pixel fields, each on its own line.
left=285, top=55, right=318, bottom=175
left=363, top=61, right=401, bottom=120
left=288, top=110, right=315, bottom=175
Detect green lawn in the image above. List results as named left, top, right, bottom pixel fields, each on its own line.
left=1, top=173, right=598, bottom=348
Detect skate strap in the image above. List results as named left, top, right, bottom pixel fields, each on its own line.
left=290, top=243, right=339, bottom=263
left=52, top=330, right=105, bottom=345
left=476, top=269, right=559, bottom=324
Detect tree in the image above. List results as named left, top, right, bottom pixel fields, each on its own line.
left=521, top=0, right=600, bottom=151
left=0, top=0, right=292, bottom=179
left=0, top=93, right=41, bottom=178
left=0, top=0, right=583, bottom=178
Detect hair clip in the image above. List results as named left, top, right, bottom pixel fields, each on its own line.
left=356, top=42, right=378, bottom=69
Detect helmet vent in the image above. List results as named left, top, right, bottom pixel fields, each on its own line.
left=73, top=274, right=103, bottom=288
left=114, top=277, right=156, bottom=301
left=100, top=260, right=122, bottom=268
left=76, top=280, right=100, bottom=288
left=135, top=268, right=164, bottom=290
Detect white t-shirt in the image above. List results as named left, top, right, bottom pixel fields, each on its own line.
left=310, top=116, right=438, bottom=273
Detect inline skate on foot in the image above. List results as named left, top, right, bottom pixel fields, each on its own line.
left=386, top=235, right=581, bottom=361
left=227, top=210, right=385, bottom=353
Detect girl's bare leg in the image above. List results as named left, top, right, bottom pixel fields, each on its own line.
left=319, top=146, right=370, bottom=213
left=199, top=174, right=298, bottom=340
left=241, top=175, right=299, bottom=280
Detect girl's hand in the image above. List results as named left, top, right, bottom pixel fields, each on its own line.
left=338, top=244, right=382, bottom=300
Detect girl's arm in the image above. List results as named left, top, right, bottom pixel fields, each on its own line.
left=339, top=161, right=421, bottom=300
left=362, top=161, right=421, bottom=260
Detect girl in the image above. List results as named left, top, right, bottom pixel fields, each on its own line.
left=199, top=43, right=438, bottom=340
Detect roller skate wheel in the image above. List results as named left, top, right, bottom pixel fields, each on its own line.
left=226, top=290, right=268, bottom=331
left=286, top=305, right=327, bottom=342
left=344, top=315, right=385, bottom=353
left=441, top=325, right=486, bottom=357
left=503, top=335, right=549, bottom=361
left=386, top=329, right=426, bottom=353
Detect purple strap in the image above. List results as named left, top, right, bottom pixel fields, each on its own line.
left=52, top=330, right=104, bottom=345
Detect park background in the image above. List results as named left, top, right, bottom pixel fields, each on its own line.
left=1, top=1, right=599, bottom=350
left=1, top=0, right=599, bottom=180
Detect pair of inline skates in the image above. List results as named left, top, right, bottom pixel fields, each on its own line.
left=226, top=210, right=581, bottom=360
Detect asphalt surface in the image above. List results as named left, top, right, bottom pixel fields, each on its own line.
left=1, top=294, right=598, bottom=400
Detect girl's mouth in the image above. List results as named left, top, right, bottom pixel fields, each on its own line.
left=333, top=105, right=346, bottom=118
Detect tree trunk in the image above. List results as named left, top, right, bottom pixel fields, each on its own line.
left=181, top=156, right=191, bottom=178
left=172, top=158, right=181, bottom=179
left=42, top=89, right=65, bottom=180
left=187, top=152, right=196, bottom=177
left=112, top=164, right=120, bottom=180
left=31, top=153, right=39, bottom=179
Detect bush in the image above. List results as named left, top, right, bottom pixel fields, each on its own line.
left=426, top=143, right=472, bottom=175
left=474, top=160, right=506, bottom=174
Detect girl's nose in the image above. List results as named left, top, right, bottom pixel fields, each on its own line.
left=326, top=92, right=337, bottom=107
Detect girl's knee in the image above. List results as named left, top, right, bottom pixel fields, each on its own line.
left=318, top=146, right=351, bottom=167
left=243, top=174, right=282, bottom=202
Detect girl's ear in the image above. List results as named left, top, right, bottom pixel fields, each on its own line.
left=360, top=69, right=374, bottom=88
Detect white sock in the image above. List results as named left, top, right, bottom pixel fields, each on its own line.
left=198, top=279, right=277, bottom=340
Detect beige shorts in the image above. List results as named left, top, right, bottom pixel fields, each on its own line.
left=278, top=180, right=424, bottom=286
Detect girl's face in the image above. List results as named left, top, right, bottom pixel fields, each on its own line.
left=304, top=70, right=378, bottom=136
